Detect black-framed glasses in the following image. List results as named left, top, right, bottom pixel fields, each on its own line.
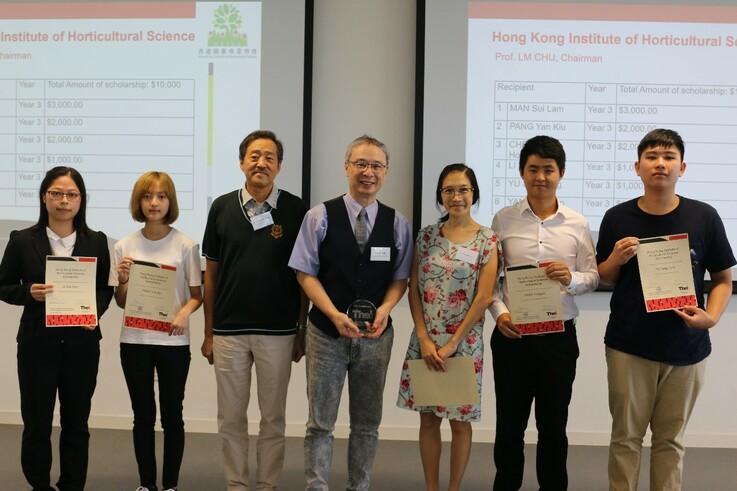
left=46, top=190, right=82, bottom=202
left=348, top=159, right=387, bottom=172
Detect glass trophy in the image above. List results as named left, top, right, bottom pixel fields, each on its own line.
left=346, top=299, right=377, bottom=332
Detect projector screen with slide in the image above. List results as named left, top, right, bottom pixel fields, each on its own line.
left=0, top=0, right=307, bottom=245
left=422, top=0, right=737, bottom=273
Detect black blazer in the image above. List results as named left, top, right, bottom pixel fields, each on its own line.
left=0, top=225, right=114, bottom=346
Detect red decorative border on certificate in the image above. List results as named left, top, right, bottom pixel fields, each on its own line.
left=645, top=294, right=697, bottom=312
left=46, top=314, right=97, bottom=326
left=518, top=319, right=564, bottom=335
left=124, top=316, right=171, bottom=332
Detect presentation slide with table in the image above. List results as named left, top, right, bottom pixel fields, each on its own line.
left=466, top=2, right=737, bottom=246
left=1, top=1, right=263, bottom=242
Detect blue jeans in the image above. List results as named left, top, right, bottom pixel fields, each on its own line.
left=304, top=323, right=394, bottom=491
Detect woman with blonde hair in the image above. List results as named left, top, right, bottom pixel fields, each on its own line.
left=110, top=171, right=202, bottom=491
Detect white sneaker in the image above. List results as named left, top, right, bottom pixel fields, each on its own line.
left=162, top=488, right=178, bottom=491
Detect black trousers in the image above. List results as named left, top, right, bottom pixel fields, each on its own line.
left=120, top=343, right=190, bottom=490
left=491, top=320, right=579, bottom=491
left=17, top=341, right=100, bottom=491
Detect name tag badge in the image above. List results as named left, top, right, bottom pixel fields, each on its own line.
left=251, top=211, right=274, bottom=231
left=455, top=246, right=477, bottom=265
left=370, top=247, right=391, bottom=262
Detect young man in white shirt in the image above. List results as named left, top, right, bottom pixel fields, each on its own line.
left=489, top=135, right=599, bottom=490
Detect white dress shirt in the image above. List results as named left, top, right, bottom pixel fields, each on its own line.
left=489, top=198, right=599, bottom=322
left=46, top=227, right=76, bottom=257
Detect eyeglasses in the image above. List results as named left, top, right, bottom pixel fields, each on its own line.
left=440, top=186, right=474, bottom=197
left=348, top=160, right=387, bottom=172
left=46, top=190, right=82, bottom=202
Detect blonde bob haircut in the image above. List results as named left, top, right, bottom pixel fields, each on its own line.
left=130, top=171, right=179, bottom=224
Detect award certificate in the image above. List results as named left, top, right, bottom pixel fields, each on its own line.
left=407, top=356, right=479, bottom=406
left=45, top=256, right=98, bottom=327
left=637, top=234, right=697, bottom=312
left=506, top=263, right=564, bottom=335
left=124, top=261, right=177, bottom=332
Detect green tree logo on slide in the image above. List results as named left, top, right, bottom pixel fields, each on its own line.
left=208, top=4, right=248, bottom=46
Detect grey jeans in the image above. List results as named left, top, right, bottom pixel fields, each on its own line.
left=304, top=323, right=394, bottom=491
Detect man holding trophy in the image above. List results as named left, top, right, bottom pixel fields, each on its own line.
left=289, top=135, right=412, bottom=490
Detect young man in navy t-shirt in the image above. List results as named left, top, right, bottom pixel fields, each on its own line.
left=597, top=128, right=735, bottom=490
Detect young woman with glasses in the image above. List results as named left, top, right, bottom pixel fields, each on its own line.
left=0, top=166, right=114, bottom=490
left=396, top=163, right=498, bottom=491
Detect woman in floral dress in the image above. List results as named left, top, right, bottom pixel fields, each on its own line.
left=397, top=163, right=498, bottom=491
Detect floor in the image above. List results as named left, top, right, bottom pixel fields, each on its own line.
left=1, top=425, right=735, bottom=490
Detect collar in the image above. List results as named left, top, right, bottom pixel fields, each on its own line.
left=242, top=184, right=280, bottom=209
left=342, top=193, right=378, bottom=218
left=515, top=197, right=568, bottom=221
left=46, top=227, right=77, bottom=248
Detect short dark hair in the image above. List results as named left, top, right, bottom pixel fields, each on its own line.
left=519, top=135, right=566, bottom=174
left=239, top=130, right=284, bottom=162
left=36, top=166, right=91, bottom=236
left=435, top=163, right=480, bottom=222
left=130, top=171, right=180, bottom=224
left=637, top=128, right=684, bottom=161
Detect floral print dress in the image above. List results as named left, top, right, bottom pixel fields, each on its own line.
left=397, top=223, right=497, bottom=422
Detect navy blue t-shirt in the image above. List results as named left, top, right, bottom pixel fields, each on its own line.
left=596, top=196, right=735, bottom=365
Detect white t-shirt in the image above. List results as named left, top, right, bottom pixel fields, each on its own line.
left=109, top=228, right=201, bottom=346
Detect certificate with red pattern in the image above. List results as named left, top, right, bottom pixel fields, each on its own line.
left=45, top=256, right=98, bottom=327
left=506, top=262, right=564, bottom=335
left=637, top=234, right=697, bottom=312
left=123, top=260, right=177, bottom=332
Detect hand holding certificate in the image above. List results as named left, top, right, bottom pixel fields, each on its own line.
left=506, top=262, right=564, bottom=335
left=123, top=260, right=178, bottom=332
left=637, top=234, right=697, bottom=312
left=45, top=256, right=98, bottom=327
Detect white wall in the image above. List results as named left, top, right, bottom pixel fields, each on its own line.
left=2, top=0, right=737, bottom=449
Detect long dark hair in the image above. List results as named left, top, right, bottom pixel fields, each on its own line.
left=36, top=166, right=91, bottom=236
left=435, top=163, right=480, bottom=222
